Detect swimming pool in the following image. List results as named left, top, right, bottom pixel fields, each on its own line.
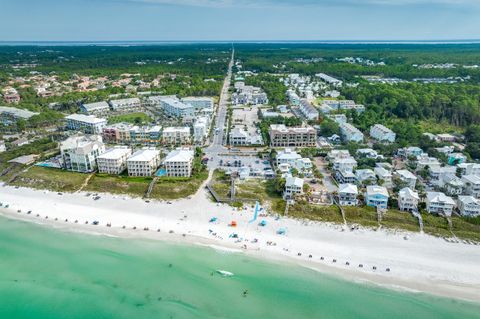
left=155, top=168, right=166, bottom=177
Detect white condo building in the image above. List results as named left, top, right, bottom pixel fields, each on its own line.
left=160, top=98, right=195, bottom=118
left=65, top=114, right=107, bottom=135
left=127, top=148, right=161, bottom=177
left=60, top=135, right=105, bottom=173
left=298, top=99, right=319, bottom=120
left=339, top=122, right=364, bottom=143
left=97, top=147, right=132, bottom=175
left=370, top=124, right=396, bottom=143
left=193, top=116, right=210, bottom=143
left=181, top=97, right=214, bottom=111
left=109, top=98, right=141, bottom=112
left=80, top=101, right=110, bottom=116
left=164, top=148, right=194, bottom=177
left=163, top=127, right=191, bottom=145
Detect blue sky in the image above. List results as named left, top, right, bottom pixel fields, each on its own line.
left=0, top=0, right=479, bottom=41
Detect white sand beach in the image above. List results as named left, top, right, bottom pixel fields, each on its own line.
left=1, top=183, right=479, bottom=302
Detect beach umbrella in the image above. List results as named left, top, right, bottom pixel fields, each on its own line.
left=259, top=220, right=267, bottom=227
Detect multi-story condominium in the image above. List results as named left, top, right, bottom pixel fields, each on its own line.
left=426, top=192, right=455, bottom=216
left=60, top=135, right=105, bottom=173
left=276, top=148, right=302, bottom=166
left=366, top=185, right=389, bottom=209
left=193, top=116, right=210, bottom=143
left=65, top=114, right=107, bottom=135
left=229, top=127, right=250, bottom=146
left=374, top=166, right=393, bottom=188
left=181, top=97, right=214, bottom=111
left=102, top=123, right=161, bottom=145
left=298, top=99, right=319, bottom=120
left=355, top=169, right=377, bottom=185
left=394, top=169, right=417, bottom=189
left=160, top=98, right=195, bottom=118
left=315, top=73, right=343, bottom=86
left=164, top=148, right=194, bottom=177
left=457, top=163, right=480, bottom=176
left=286, top=89, right=300, bottom=106
left=339, top=122, right=364, bottom=143
left=447, top=153, right=467, bottom=166
left=163, top=127, right=191, bottom=145
left=97, top=147, right=132, bottom=175
left=269, top=124, right=316, bottom=148
left=144, top=95, right=177, bottom=107
left=462, top=175, right=480, bottom=198
left=80, top=101, right=110, bottom=116
left=457, top=196, right=480, bottom=217
left=335, top=169, right=357, bottom=184
left=369, top=124, right=396, bottom=143
left=398, top=187, right=419, bottom=212
left=109, top=98, right=141, bottom=112
left=232, top=83, right=268, bottom=105
left=398, top=146, right=424, bottom=159
left=0, top=106, right=39, bottom=125
left=127, top=148, right=161, bottom=177
left=338, top=183, right=358, bottom=206
left=283, top=176, right=304, bottom=201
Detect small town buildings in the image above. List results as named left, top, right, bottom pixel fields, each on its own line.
left=0, top=140, right=5, bottom=153
left=356, top=148, right=380, bottom=159
left=11, top=137, right=29, bottom=147
left=335, top=169, right=357, bottom=184
left=193, top=116, right=210, bottom=143
left=327, top=149, right=351, bottom=161
left=339, top=122, right=364, bottom=143
left=0, top=106, right=39, bottom=125
left=80, top=101, right=110, bottom=116
left=366, top=185, right=389, bottom=209
left=127, top=148, right=161, bottom=177
left=269, top=124, right=316, bottom=148
left=398, top=146, right=424, bottom=159
left=97, top=147, right=132, bottom=175
left=229, top=127, right=250, bottom=146
left=426, top=192, right=455, bottom=216
left=338, top=183, right=358, bottom=206
left=457, top=196, right=480, bottom=217
left=374, top=166, right=393, bottom=188
left=429, top=166, right=456, bottom=187
left=276, top=148, right=302, bottom=166
left=232, top=83, right=268, bottom=105
left=162, top=127, right=191, bottom=145
left=436, top=133, right=456, bottom=143
left=60, top=135, right=105, bottom=173
left=181, top=97, right=214, bottom=111
left=109, top=98, right=141, bottom=112
left=3, top=88, right=21, bottom=104
left=398, top=187, right=419, bottom=212
left=164, top=148, right=194, bottom=177
left=298, top=99, right=319, bottom=120
left=331, top=114, right=347, bottom=124
left=355, top=169, right=377, bottom=185
left=447, top=153, right=467, bottom=166
left=457, top=163, right=480, bottom=176
left=462, top=175, right=480, bottom=198
left=369, top=124, right=396, bottom=143
left=102, top=123, right=161, bottom=145
left=160, top=98, right=195, bottom=118
left=416, top=155, right=441, bottom=171
left=283, top=176, right=304, bottom=200
left=394, top=169, right=417, bottom=189
left=65, top=114, right=107, bottom=135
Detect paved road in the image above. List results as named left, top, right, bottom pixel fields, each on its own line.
left=205, top=48, right=234, bottom=166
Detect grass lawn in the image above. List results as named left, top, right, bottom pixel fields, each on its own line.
left=150, top=171, right=209, bottom=200
left=210, top=170, right=230, bottom=198
left=287, top=203, right=343, bottom=223
left=451, top=217, right=480, bottom=242
left=84, top=174, right=151, bottom=197
left=343, top=206, right=379, bottom=228
left=421, top=213, right=451, bottom=238
left=381, top=209, right=420, bottom=232
left=107, top=112, right=152, bottom=125
left=10, top=166, right=89, bottom=192
left=235, top=179, right=285, bottom=214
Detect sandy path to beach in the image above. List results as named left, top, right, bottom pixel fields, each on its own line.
left=1, top=184, right=479, bottom=302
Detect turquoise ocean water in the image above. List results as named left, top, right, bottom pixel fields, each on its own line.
left=0, top=216, right=478, bottom=319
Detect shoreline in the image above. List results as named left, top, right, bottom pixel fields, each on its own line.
left=1, top=184, right=479, bottom=303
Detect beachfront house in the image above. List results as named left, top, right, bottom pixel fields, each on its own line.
left=283, top=176, right=304, bottom=201
left=60, top=135, right=105, bottom=173
left=96, top=147, right=132, bottom=175
left=457, top=196, right=480, bottom=217
left=366, top=185, right=389, bottom=209
left=164, top=148, right=194, bottom=177
left=338, top=183, right=358, bottom=206
left=127, top=148, right=161, bottom=177
left=398, top=187, right=419, bottom=212
left=426, top=192, right=455, bottom=216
